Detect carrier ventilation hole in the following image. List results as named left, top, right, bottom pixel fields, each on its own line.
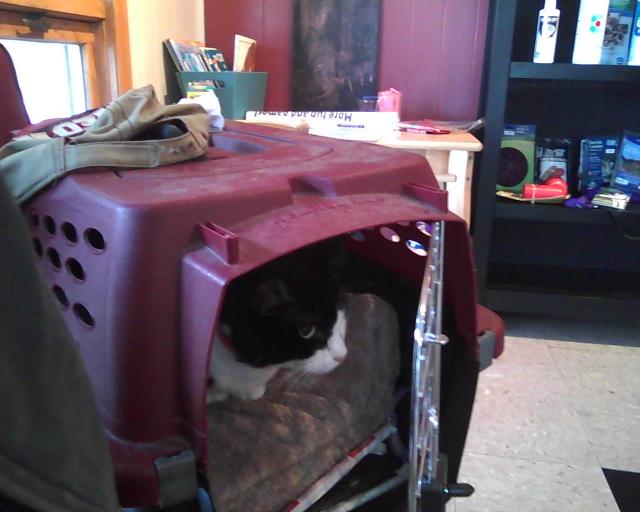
left=30, top=212, right=39, bottom=227
left=397, top=221, right=411, bottom=226
left=416, top=221, right=432, bottom=237
left=33, top=239, right=43, bottom=257
left=406, top=240, right=427, bottom=257
left=66, top=258, right=85, bottom=281
left=47, top=247, right=62, bottom=268
left=44, top=215, right=56, bottom=235
left=379, top=227, right=401, bottom=243
left=349, top=231, right=365, bottom=242
left=73, top=303, right=94, bottom=328
left=52, top=285, right=69, bottom=308
left=61, top=222, right=78, bottom=243
left=84, top=228, right=106, bottom=252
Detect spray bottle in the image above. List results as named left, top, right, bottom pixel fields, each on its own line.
left=533, top=0, right=561, bottom=63
left=572, top=0, right=610, bottom=64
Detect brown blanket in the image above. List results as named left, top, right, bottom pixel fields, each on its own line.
left=207, top=294, right=401, bottom=512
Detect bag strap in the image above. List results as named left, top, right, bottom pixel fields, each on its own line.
left=2, top=129, right=205, bottom=204
left=65, top=131, right=204, bottom=168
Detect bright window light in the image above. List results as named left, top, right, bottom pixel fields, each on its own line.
left=1, top=39, right=87, bottom=123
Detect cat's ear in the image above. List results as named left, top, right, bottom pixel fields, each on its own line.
left=253, top=278, right=293, bottom=315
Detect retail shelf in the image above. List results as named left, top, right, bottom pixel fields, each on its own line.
left=494, top=199, right=640, bottom=226
left=486, top=287, right=640, bottom=321
left=509, top=62, right=640, bottom=82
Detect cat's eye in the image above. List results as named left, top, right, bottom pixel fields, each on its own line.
left=299, top=325, right=316, bottom=339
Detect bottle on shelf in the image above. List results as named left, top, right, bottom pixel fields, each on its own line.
left=572, top=0, right=609, bottom=64
left=533, top=0, right=561, bottom=63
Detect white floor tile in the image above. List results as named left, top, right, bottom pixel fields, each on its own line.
left=549, top=345, right=640, bottom=473
left=454, top=452, right=619, bottom=512
left=549, top=345, right=640, bottom=406
left=464, top=338, right=597, bottom=467
left=450, top=317, right=639, bottom=511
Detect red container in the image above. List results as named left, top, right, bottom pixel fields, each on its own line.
left=24, top=121, right=486, bottom=506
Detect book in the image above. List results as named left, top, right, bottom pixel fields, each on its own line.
left=165, top=39, right=211, bottom=72
left=201, top=47, right=228, bottom=71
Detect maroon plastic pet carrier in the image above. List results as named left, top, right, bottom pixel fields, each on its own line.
left=20, top=120, right=502, bottom=508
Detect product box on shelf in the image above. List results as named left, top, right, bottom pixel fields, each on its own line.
left=627, top=2, right=640, bottom=64
left=578, top=136, right=619, bottom=193
left=535, top=137, right=576, bottom=186
left=572, top=0, right=610, bottom=64
left=497, top=124, right=536, bottom=193
left=600, top=0, right=636, bottom=65
left=611, top=131, right=640, bottom=198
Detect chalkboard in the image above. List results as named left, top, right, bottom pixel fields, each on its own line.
left=292, top=0, right=380, bottom=111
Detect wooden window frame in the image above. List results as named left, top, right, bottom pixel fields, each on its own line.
left=0, top=0, right=131, bottom=108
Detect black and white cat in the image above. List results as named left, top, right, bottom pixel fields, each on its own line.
left=209, top=246, right=348, bottom=401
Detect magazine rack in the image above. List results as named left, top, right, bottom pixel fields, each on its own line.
left=164, top=49, right=267, bottom=119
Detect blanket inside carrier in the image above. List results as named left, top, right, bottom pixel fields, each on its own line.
left=207, top=293, right=401, bottom=512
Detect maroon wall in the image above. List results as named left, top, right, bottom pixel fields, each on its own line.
left=204, top=0, right=488, bottom=121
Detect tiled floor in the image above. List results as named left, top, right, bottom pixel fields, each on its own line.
left=451, top=314, right=640, bottom=512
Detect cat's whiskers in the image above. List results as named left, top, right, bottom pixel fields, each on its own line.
left=279, top=368, right=311, bottom=392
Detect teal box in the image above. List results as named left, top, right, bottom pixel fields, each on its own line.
left=176, top=71, right=267, bottom=120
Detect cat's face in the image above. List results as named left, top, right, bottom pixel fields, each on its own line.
left=223, top=275, right=348, bottom=371
left=298, top=308, right=347, bottom=373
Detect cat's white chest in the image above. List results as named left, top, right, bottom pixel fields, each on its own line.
left=209, top=335, right=278, bottom=401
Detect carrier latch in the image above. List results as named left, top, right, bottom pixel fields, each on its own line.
left=154, top=449, right=198, bottom=507
left=421, top=453, right=475, bottom=511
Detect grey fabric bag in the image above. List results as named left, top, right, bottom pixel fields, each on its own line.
left=0, top=175, right=120, bottom=512
left=0, top=84, right=210, bottom=204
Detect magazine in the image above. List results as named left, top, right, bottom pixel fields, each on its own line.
left=184, top=79, right=225, bottom=99
left=397, top=117, right=484, bottom=135
left=164, top=39, right=211, bottom=72
left=233, top=34, right=256, bottom=72
left=201, top=47, right=228, bottom=71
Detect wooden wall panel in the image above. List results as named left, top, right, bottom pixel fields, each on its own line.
left=204, top=0, right=487, bottom=120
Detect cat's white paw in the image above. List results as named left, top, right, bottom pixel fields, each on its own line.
left=207, top=388, right=229, bottom=402
left=246, top=385, right=266, bottom=400
left=209, top=384, right=266, bottom=401
left=233, top=385, right=266, bottom=400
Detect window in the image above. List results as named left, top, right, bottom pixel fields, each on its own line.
left=0, top=0, right=131, bottom=120
left=1, top=38, right=87, bottom=122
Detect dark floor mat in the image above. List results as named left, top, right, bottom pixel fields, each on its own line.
left=602, top=468, right=640, bottom=512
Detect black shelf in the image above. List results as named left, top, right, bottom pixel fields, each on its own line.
left=471, top=0, right=640, bottom=321
left=510, top=62, right=640, bottom=82
left=486, top=262, right=640, bottom=320
left=494, top=200, right=640, bottom=226
left=486, top=287, right=640, bottom=321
